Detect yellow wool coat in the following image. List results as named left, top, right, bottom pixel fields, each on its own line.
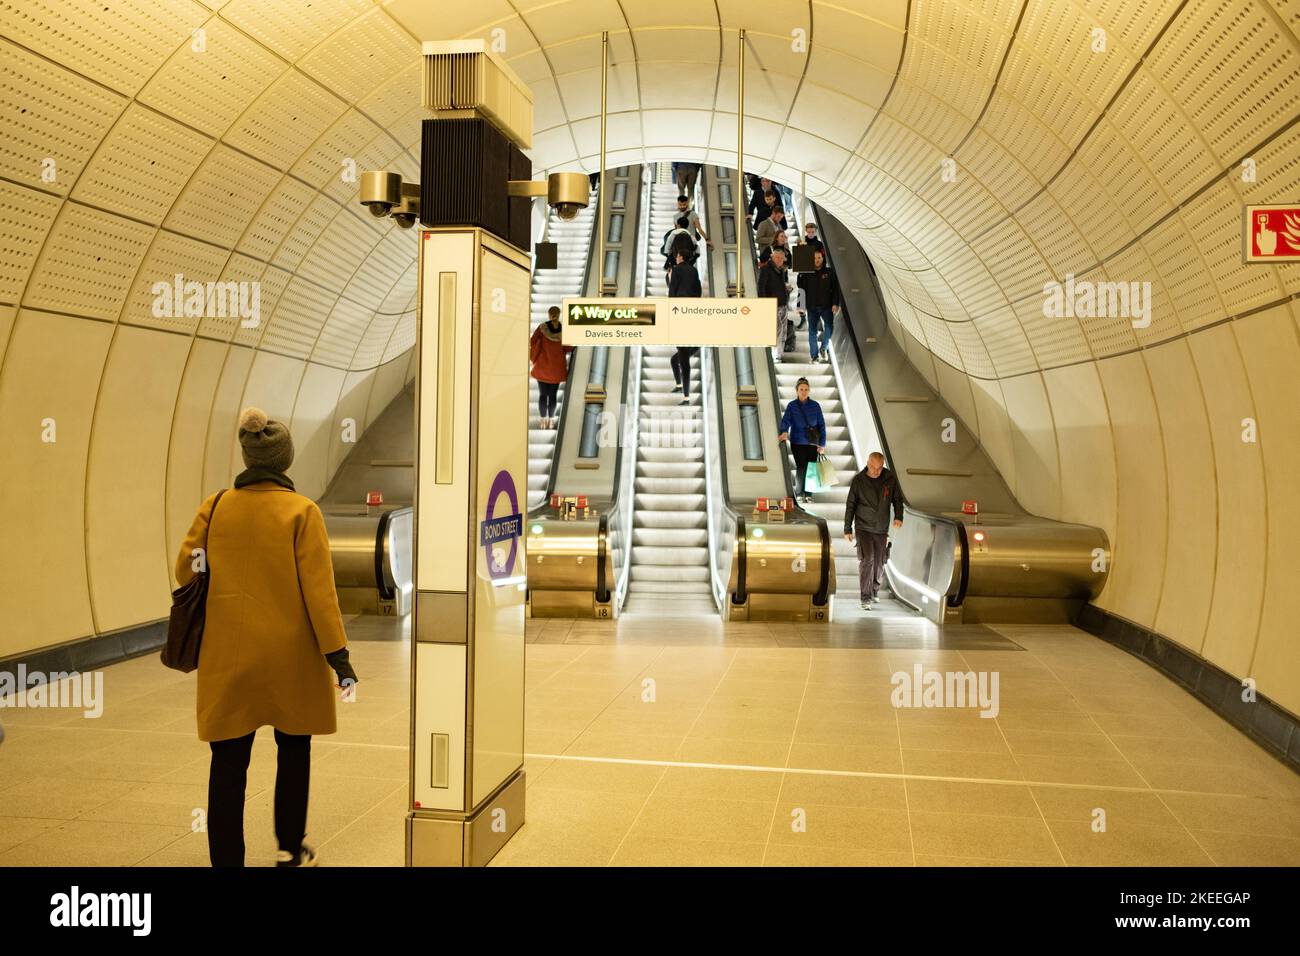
left=175, top=482, right=348, bottom=742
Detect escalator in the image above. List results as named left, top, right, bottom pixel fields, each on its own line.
left=623, top=171, right=713, bottom=615
left=527, top=183, right=598, bottom=509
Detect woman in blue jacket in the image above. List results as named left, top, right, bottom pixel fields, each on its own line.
left=778, top=377, right=827, bottom=503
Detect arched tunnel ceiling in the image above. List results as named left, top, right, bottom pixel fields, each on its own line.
left=2, top=0, right=1300, bottom=705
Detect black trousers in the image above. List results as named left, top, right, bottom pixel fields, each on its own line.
left=537, top=380, right=559, bottom=418
left=856, top=531, right=889, bottom=600
left=791, top=442, right=818, bottom=495
left=208, top=728, right=311, bottom=867
left=671, top=347, right=698, bottom=398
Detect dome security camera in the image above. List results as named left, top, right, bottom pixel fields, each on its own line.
left=359, top=170, right=402, bottom=219
left=392, top=212, right=417, bottom=229
left=546, top=172, right=590, bottom=219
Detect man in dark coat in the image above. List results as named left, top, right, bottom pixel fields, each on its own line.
left=669, top=251, right=702, bottom=405
left=844, top=452, right=904, bottom=609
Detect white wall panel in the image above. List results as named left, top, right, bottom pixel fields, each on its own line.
left=166, top=337, right=228, bottom=585
left=290, top=362, right=347, bottom=500
left=1188, top=326, right=1266, bottom=679
left=1093, top=353, right=1167, bottom=626
left=1233, top=305, right=1300, bottom=715
left=0, top=312, right=110, bottom=657
left=85, top=326, right=190, bottom=632
left=999, top=372, right=1061, bottom=518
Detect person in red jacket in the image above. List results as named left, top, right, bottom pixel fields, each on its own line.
left=530, top=306, right=574, bottom=429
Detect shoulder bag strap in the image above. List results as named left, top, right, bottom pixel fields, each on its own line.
left=206, top=489, right=227, bottom=551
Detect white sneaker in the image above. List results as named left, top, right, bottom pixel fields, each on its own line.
left=276, top=844, right=318, bottom=868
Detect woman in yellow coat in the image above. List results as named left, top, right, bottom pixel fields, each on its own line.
left=175, top=407, right=357, bottom=868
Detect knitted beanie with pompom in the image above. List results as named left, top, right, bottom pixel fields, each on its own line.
left=237, top=406, right=294, bottom=473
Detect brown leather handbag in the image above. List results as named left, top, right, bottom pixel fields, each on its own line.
left=161, top=490, right=226, bottom=673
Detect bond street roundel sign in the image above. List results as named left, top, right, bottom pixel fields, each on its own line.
left=480, top=470, right=522, bottom=580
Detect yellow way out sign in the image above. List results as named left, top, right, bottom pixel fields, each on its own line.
left=561, top=298, right=778, bottom=346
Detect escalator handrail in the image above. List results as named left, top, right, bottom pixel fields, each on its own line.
left=609, top=165, right=652, bottom=609
left=745, top=180, right=831, bottom=608
left=528, top=182, right=599, bottom=519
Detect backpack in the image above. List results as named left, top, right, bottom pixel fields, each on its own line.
left=669, top=230, right=696, bottom=262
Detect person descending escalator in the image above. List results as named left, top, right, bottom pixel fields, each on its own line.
left=801, top=220, right=824, bottom=255
left=797, top=248, right=841, bottom=363
left=844, top=452, right=905, bottom=611
left=758, top=247, right=794, bottom=353
left=530, top=306, right=574, bottom=430
left=175, top=407, right=358, bottom=868
left=674, top=193, right=713, bottom=251
left=777, top=377, right=826, bottom=504
left=755, top=205, right=788, bottom=261
left=674, top=162, right=702, bottom=197
left=668, top=250, right=702, bottom=406
left=746, top=177, right=776, bottom=226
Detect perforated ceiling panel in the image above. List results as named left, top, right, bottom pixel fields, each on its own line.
left=24, top=204, right=154, bottom=319
left=0, top=181, right=60, bottom=304
left=138, top=17, right=287, bottom=137
left=0, top=0, right=206, bottom=96
left=71, top=104, right=213, bottom=225
left=0, top=39, right=126, bottom=193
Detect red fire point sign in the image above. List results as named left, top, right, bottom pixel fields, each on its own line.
left=1244, top=204, right=1300, bottom=263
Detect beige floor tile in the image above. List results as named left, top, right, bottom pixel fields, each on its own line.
left=1001, top=729, right=1128, bottom=760
left=769, top=803, right=912, bottom=852
left=313, top=744, right=408, bottom=780
left=1012, top=754, right=1148, bottom=788
left=586, top=709, right=704, bottom=737
left=565, top=731, right=684, bottom=761
left=788, top=742, right=904, bottom=774
left=899, top=722, right=1010, bottom=755
left=905, top=780, right=1040, bottom=818
left=530, top=759, right=667, bottom=795
left=0, top=816, right=58, bottom=853
left=909, top=811, right=1062, bottom=863
left=1159, top=791, right=1300, bottom=838
left=1030, top=787, right=1181, bottom=827
left=915, top=854, right=1059, bottom=867
left=688, top=713, right=797, bottom=742
left=0, top=776, right=149, bottom=820
left=1189, top=829, right=1300, bottom=866
left=317, top=811, right=406, bottom=866
left=652, top=766, right=783, bottom=803
left=77, top=781, right=213, bottom=828
left=900, top=749, right=1024, bottom=781
left=1046, top=821, right=1215, bottom=866
left=676, top=736, right=791, bottom=768
left=778, top=771, right=908, bottom=811
left=763, top=843, right=913, bottom=866
left=1124, top=757, right=1291, bottom=798
left=629, top=794, right=775, bottom=845
left=0, top=819, right=189, bottom=866
left=992, top=709, right=1100, bottom=734
left=611, top=836, right=765, bottom=867
left=794, top=717, right=898, bottom=747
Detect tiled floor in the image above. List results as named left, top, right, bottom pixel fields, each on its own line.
left=2, top=613, right=1298, bottom=867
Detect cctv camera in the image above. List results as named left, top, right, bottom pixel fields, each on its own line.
left=546, top=172, right=590, bottom=219
left=359, top=170, right=402, bottom=219
left=392, top=213, right=417, bottom=229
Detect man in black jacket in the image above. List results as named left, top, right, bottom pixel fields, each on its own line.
left=669, top=251, right=702, bottom=405
left=668, top=251, right=701, bottom=298
left=757, top=248, right=793, bottom=352
left=844, top=452, right=904, bottom=609
left=797, top=249, right=840, bottom=362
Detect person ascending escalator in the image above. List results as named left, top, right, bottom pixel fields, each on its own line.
left=662, top=216, right=698, bottom=285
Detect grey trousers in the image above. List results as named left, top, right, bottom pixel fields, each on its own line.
left=776, top=305, right=794, bottom=351
left=856, top=531, right=888, bottom=600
